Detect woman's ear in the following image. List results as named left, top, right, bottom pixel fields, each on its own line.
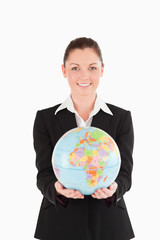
left=101, top=64, right=104, bottom=77
left=62, top=64, right=67, bottom=78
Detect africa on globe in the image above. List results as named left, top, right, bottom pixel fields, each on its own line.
left=52, top=127, right=121, bottom=195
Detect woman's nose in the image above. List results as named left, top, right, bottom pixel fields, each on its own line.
left=79, top=70, right=89, bottom=80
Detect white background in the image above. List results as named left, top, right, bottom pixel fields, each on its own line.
left=0, top=0, right=160, bottom=239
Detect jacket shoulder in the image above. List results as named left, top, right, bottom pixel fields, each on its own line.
left=34, top=104, right=62, bottom=124
left=106, top=103, right=131, bottom=116
left=37, top=104, right=61, bottom=116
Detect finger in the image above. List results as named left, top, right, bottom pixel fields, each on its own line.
left=93, top=190, right=100, bottom=198
left=108, top=184, right=114, bottom=191
left=91, top=188, right=107, bottom=199
left=101, top=188, right=113, bottom=197
left=66, top=190, right=84, bottom=199
left=75, top=190, right=82, bottom=196
left=55, top=182, right=64, bottom=195
left=92, top=193, right=99, bottom=198
left=74, top=191, right=84, bottom=198
left=64, top=189, right=75, bottom=197
left=92, top=191, right=98, bottom=198
left=94, top=190, right=104, bottom=199
left=57, top=182, right=64, bottom=191
left=67, top=189, right=75, bottom=195
left=109, top=182, right=117, bottom=191
left=70, top=193, right=84, bottom=199
left=97, top=189, right=108, bottom=198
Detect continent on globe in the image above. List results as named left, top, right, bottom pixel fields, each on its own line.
left=69, top=129, right=118, bottom=188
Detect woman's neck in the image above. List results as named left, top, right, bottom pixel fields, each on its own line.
left=71, top=93, right=97, bottom=122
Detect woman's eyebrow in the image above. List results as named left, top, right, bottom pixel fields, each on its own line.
left=70, top=63, right=98, bottom=66
left=70, top=63, right=80, bottom=66
left=89, top=63, right=98, bottom=65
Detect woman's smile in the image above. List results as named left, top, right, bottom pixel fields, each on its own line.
left=77, top=82, right=92, bottom=87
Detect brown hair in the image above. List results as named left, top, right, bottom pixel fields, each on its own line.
left=63, top=37, right=103, bottom=67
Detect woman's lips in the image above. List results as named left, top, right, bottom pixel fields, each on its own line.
left=77, top=83, right=91, bottom=87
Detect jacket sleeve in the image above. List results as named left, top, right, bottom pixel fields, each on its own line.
left=33, top=110, right=68, bottom=207
left=115, top=110, right=134, bottom=203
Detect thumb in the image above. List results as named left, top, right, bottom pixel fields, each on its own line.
left=109, top=182, right=117, bottom=191
left=57, top=182, right=63, bottom=190
left=109, top=183, right=114, bottom=190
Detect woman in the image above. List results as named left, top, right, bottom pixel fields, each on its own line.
left=33, top=37, right=135, bottom=240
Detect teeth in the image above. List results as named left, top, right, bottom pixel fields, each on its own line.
left=78, top=83, right=91, bottom=87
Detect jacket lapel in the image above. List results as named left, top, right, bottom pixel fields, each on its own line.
left=92, top=109, right=113, bottom=137
left=55, top=109, right=77, bottom=136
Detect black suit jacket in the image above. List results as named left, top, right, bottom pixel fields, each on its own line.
left=33, top=103, right=135, bottom=240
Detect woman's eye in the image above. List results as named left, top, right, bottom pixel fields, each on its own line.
left=72, top=67, right=79, bottom=71
left=89, top=67, right=97, bottom=70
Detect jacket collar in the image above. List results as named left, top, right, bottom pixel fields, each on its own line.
left=55, top=94, right=113, bottom=116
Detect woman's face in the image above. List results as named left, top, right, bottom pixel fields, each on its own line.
left=62, top=48, right=104, bottom=97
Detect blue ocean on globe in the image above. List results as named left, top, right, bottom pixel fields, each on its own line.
left=52, top=127, right=121, bottom=195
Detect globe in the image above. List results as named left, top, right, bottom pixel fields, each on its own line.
left=52, top=127, right=121, bottom=195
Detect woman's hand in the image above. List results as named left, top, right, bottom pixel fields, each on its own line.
left=55, top=181, right=84, bottom=199
left=91, top=182, right=118, bottom=199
